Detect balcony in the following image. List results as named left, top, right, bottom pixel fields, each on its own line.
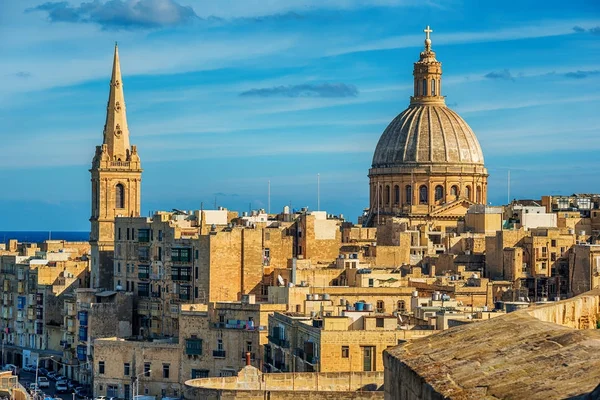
left=150, top=309, right=161, bottom=318
left=138, top=272, right=150, bottom=280
left=212, top=350, right=226, bottom=358
left=171, top=275, right=191, bottom=282
left=267, top=336, right=290, bottom=348
left=138, top=291, right=150, bottom=298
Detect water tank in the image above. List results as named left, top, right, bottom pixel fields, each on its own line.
left=355, top=302, right=365, bottom=311
left=306, top=294, right=314, bottom=301
left=412, top=291, right=419, bottom=297
left=432, top=292, right=441, bottom=301
left=482, top=306, right=488, bottom=312
left=568, top=229, right=575, bottom=235
left=579, top=230, right=586, bottom=236
left=364, top=303, right=373, bottom=312
left=554, top=297, right=561, bottom=301
left=322, top=293, right=331, bottom=300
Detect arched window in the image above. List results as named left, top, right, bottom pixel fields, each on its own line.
left=385, top=185, right=391, bottom=205
left=422, top=79, right=427, bottom=96
left=476, top=186, right=482, bottom=203
left=378, top=186, right=383, bottom=207
left=419, top=185, right=428, bottom=204
left=394, top=185, right=400, bottom=205
left=115, top=183, right=125, bottom=209
left=450, top=185, right=458, bottom=198
left=397, top=300, right=406, bottom=311
left=405, top=185, right=412, bottom=205
left=376, top=300, right=385, bottom=313
left=431, top=79, right=436, bottom=96
left=434, top=185, right=444, bottom=201
left=465, top=186, right=472, bottom=201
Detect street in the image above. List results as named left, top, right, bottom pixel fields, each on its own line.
left=18, top=371, right=78, bottom=400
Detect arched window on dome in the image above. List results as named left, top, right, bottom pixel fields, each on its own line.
left=434, top=185, right=444, bottom=202
left=422, top=79, right=427, bottom=96
left=394, top=185, right=400, bottom=205
left=465, top=186, right=472, bottom=201
left=450, top=185, right=458, bottom=199
left=431, top=79, right=436, bottom=96
left=419, top=185, right=428, bottom=204
left=115, top=183, right=125, bottom=209
left=476, top=186, right=482, bottom=203
left=385, top=185, right=391, bottom=205
left=378, top=185, right=383, bottom=207
left=405, top=185, right=412, bottom=205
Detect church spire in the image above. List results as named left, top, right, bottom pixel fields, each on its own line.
left=102, top=42, right=131, bottom=161
left=410, top=25, right=445, bottom=106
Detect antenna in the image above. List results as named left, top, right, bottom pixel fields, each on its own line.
left=507, top=170, right=511, bottom=204
left=268, top=180, right=271, bottom=214
left=317, top=173, right=320, bottom=211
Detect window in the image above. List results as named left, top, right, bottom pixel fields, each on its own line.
left=191, top=369, right=209, bottom=379
left=124, top=363, right=130, bottom=376
left=368, top=279, right=374, bottom=287
left=117, top=262, right=121, bottom=274
left=138, top=246, right=149, bottom=261
left=217, top=339, right=224, bottom=351
left=541, top=262, right=547, bottom=270
left=107, top=385, right=118, bottom=398
left=138, top=283, right=149, bottom=297
left=405, top=185, right=412, bottom=205
left=465, top=186, right=472, bottom=201
left=431, top=79, right=436, bottom=96
left=450, top=185, right=458, bottom=198
left=162, top=364, right=170, bottom=379
left=138, top=229, right=150, bottom=243
left=179, top=285, right=191, bottom=300
left=376, top=300, right=385, bottom=313
left=419, top=185, right=428, bottom=204
left=158, top=247, right=162, bottom=261
left=115, top=184, right=125, bottom=209
left=476, top=186, right=482, bottom=203
left=98, top=361, right=105, bottom=375
left=385, top=185, right=390, bottom=205
left=124, top=385, right=130, bottom=400
left=172, top=266, right=192, bottom=281
left=422, top=78, right=427, bottom=96
left=551, top=240, right=557, bottom=247
left=172, top=248, right=191, bottom=262
left=158, top=230, right=163, bottom=241
left=246, top=341, right=253, bottom=353
left=397, top=300, right=406, bottom=311
left=185, top=338, right=203, bottom=355
left=394, top=185, right=400, bottom=204
left=376, top=318, right=384, bottom=328
left=144, top=362, right=151, bottom=377
left=342, top=346, right=349, bottom=358
left=118, top=228, right=121, bottom=240
left=434, top=185, right=444, bottom=201
left=138, top=265, right=150, bottom=279
left=551, top=253, right=557, bottom=261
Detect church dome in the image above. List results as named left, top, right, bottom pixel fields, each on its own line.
left=372, top=104, right=484, bottom=168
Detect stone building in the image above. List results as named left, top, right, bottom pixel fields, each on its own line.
left=90, top=44, right=142, bottom=289
left=569, top=244, right=600, bottom=295
left=367, top=26, right=487, bottom=228
left=93, top=336, right=181, bottom=399
left=178, top=296, right=286, bottom=381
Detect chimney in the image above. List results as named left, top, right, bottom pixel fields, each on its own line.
left=245, top=352, right=251, bottom=366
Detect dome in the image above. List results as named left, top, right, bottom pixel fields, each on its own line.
left=372, top=104, right=484, bottom=168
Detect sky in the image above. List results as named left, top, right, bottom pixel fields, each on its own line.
left=0, top=0, right=599, bottom=231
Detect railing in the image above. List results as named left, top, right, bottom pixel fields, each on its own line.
left=212, top=350, right=226, bottom=358
left=267, top=336, right=290, bottom=348
left=171, top=275, right=192, bottom=282
left=138, top=272, right=150, bottom=279
left=110, top=161, right=130, bottom=167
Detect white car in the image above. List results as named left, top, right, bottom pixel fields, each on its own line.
left=55, top=381, right=68, bottom=393
left=37, top=376, right=50, bottom=388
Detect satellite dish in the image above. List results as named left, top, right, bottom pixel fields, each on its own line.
left=277, top=275, right=285, bottom=286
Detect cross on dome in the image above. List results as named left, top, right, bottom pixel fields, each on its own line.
left=424, top=25, right=433, bottom=51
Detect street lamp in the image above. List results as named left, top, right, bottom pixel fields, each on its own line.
left=132, top=370, right=150, bottom=400
left=34, top=356, right=54, bottom=398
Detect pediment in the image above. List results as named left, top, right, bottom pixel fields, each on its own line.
left=430, top=199, right=476, bottom=217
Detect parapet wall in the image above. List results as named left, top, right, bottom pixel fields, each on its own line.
left=526, top=289, right=600, bottom=329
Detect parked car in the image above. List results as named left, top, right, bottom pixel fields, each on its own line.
left=38, top=368, right=48, bottom=376
left=47, top=372, right=57, bottom=380
left=29, top=383, right=39, bottom=392
left=37, top=377, right=50, bottom=388
left=55, top=375, right=66, bottom=383
left=67, top=380, right=78, bottom=390
left=55, top=381, right=68, bottom=393
left=23, top=364, right=37, bottom=373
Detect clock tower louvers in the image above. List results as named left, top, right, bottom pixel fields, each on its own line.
left=90, top=43, right=142, bottom=289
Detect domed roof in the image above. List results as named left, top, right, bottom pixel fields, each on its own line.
left=372, top=104, right=484, bottom=168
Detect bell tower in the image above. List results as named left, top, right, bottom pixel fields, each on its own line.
left=90, top=43, right=142, bottom=289
left=410, top=25, right=445, bottom=106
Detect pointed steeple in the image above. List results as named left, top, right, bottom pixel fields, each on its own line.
left=102, top=42, right=131, bottom=161
left=410, top=25, right=445, bottom=106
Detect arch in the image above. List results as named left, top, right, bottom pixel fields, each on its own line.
left=465, top=185, right=472, bottom=201
left=115, top=183, right=125, bottom=209
left=397, top=300, right=406, bottom=311
left=450, top=185, right=458, bottom=199
left=422, top=79, right=427, bottom=96
left=419, top=185, right=428, bottom=204
left=385, top=185, right=391, bottom=205
left=405, top=185, right=412, bottom=205
left=434, top=185, right=444, bottom=201
left=376, top=300, right=385, bottom=313
left=378, top=185, right=383, bottom=207
left=431, top=79, right=436, bottom=96
left=476, top=186, right=482, bottom=203
left=394, top=185, right=400, bottom=205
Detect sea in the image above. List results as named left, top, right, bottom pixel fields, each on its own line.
left=0, top=231, right=90, bottom=245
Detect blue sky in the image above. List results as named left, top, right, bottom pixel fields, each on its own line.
left=0, top=0, right=599, bottom=230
